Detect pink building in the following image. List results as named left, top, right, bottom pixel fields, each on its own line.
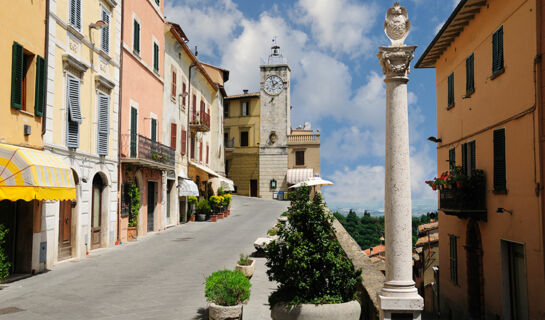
left=119, top=0, right=173, bottom=242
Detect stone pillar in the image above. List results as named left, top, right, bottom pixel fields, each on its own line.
left=377, top=3, right=423, bottom=319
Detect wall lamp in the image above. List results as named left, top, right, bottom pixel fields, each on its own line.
left=427, top=136, right=442, bottom=143
left=496, top=207, right=513, bottom=215
left=90, top=20, right=108, bottom=30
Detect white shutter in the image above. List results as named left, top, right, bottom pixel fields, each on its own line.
left=97, top=93, right=110, bottom=156
left=101, top=8, right=110, bottom=53
left=66, top=75, right=81, bottom=149
left=75, top=0, right=81, bottom=30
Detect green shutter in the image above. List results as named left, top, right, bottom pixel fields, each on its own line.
left=133, top=20, right=140, bottom=54
left=466, top=54, right=474, bottom=94
left=493, top=26, right=504, bottom=73
left=493, top=128, right=506, bottom=191
left=153, top=43, right=159, bottom=72
left=448, top=73, right=454, bottom=107
left=498, top=26, right=504, bottom=70
left=34, top=56, right=46, bottom=116
left=461, top=143, right=467, bottom=174
left=469, top=140, right=476, bottom=173
left=449, top=148, right=455, bottom=170
left=11, top=42, right=24, bottom=110
left=130, top=107, right=137, bottom=157
left=151, top=118, right=157, bottom=142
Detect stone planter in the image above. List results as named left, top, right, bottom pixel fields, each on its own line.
left=197, top=214, right=207, bottom=221
left=127, top=227, right=137, bottom=241
left=209, top=302, right=243, bottom=320
left=271, top=300, right=361, bottom=320
left=235, top=259, right=255, bottom=278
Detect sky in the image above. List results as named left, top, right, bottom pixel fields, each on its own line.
left=164, top=0, right=461, bottom=214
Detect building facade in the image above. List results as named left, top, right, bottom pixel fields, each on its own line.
left=416, top=0, right=545, bottom=318
left=43, top=0, right=120, bottom=264
left=287, top=124, right=321, bottom=186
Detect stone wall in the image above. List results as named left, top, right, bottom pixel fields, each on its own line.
left=332, top=218, right=384, bottom=320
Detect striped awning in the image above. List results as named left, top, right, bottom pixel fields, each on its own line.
left=0, top=144, right=76, bottom=201
left=178, top=179, right=199, bottom=197
left=286, top=168, right=314, bottom=185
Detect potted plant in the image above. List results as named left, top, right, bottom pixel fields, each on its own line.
left=235, top=253, right=255, bottom=278
left=188, top=196, right=198, bottom=222
left=266, top=186, right=362, bottom=320
left=205, top=269, right=251, bottom=320
left=127, top=183, right=140, bottom=240
left=196, top=199, right=210, bottom=221
left=223, top=194, right=232, bottom=215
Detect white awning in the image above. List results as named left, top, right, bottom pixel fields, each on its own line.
left=178, top=179, right=199, bottom=197
left=286, top=168, right=314, bottom=184
left=189, top=160, right=219, bottom=177
left=210, top=176, right=235, bottom=191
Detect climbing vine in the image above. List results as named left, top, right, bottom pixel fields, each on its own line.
left=128, top=183, right=141, bottom=228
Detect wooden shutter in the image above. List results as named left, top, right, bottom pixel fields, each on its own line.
left=171, top=71, right=176, bottom=98
left=66, top=75, right=81, bottom=149
left=449, top=148, right=455, bottom=170
left=192, top=94, right=196, bottom=115
left=493, top=26, right=504, bottom=73
left=130, top=107, right=138, bottom=157
left=498, top=26, right=504, bottom=70
left=182, top=83, right=186, bottom=105
left=101, top=8, right=110, bottom=53
left=469, top=141, right=476, bottom=173
left=447, top=73, right=454, bottom=107
left=151, top=118, right=157, bottom=141
left=493, top=128, right=506, bottom=191
left=11, top=42, right=24, bottom=110
left=75, top=0, right=81, bottom=29
left=97, top=93, right=110, bottom=156
left=466, top=54, right=474, bottom=94
left=461, top=143, right=467, bottom=174
left=199, top=141, right=203, bottom=162
left=153, top=43, right=159, bottom=72
left=181, top=129, right=187, bottom=155
left=170, top=123, right=177, bottom=149
left=206, top=144, right=209, bottom=164
left=34, top=56, right=46, bottom=116
left=133, top=20, right=140, bottom=54
left=69, top=0, right=81, bottom=29
left=449, top=235, right=458, bottom=284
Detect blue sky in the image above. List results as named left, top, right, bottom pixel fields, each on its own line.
left=165, top=0, right=460, bottom=213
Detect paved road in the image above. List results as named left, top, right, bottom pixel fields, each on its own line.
left=0, top=196, right=288, bottom=320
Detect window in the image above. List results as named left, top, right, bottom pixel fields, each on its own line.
left=153, top=42, right=159, bottom=73
left=190, top=133, right=195, bottom=159
left=182, top=83, right=186, bottom=106
left=170, top=123, right=177, bottom=149
left=240, top=131, right=249, bottom=147
left=133, top=19, right=140, bottom=54
left=449, top=235, right=458, bottom=284
left=461, top=141, right=476, bottom=176
left=447, top=73, right=454, bottom=108
left=101, top=7, right=110, bottom=54
left=199, top=141, right=203, bottom=162
left=241, top=101, right=249, bottom=116
left=181, top=129, right=187, bottom=155
left=466, top=53, right=474, bottom=95
left=224, top=133, right=229, bottom=145
left=494, top=128, right=506, bottom=192
left=492, top=26, right=504, bottom=75
left=130, top=107, right=137, bottom=157
left=171, top=70, right=177, bottom=99
left=206, top=144, right=209, bottom=164
left=11, top=42, right=45, bottom=116
left=449, top=148, right=455, bottom=170
left=192, top=94, right=197, bottom=115
left=151, top=118, right=157, bottom=141
left=224, top=101, right=229, bottom=118
left=155, top=0, right=160, bottom=5
left=69, top=0, right=82, bottom=30
left=97, top=93, right=110, bottom=156
left=295, top=150, right=305, bottom=166
left=66, top=75, right=82, bottom=148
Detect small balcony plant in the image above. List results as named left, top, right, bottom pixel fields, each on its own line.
left=205, top=269, right=251, bottom=320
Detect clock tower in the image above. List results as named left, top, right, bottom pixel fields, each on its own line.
left=258, top=41, right=291, bottom=198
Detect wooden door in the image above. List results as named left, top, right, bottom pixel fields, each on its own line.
left=58, top=200, right=72, bottom=260
left=147, top=182, right=155, bottom=232
left=250, top=180, right=258, bottom=197
left=91, top=175, right=103, bottom=250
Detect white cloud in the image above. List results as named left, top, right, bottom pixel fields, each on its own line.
left=294, top=0, right=378, bottom=56
left=322, top=126, right=384, bottom=162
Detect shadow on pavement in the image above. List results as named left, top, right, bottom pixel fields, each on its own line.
left=193, top=307, right=208, bottom=320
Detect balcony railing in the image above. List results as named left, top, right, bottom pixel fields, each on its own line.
left=288, top=133, right=320, bottom=144
left=190, top=112, right=210, bottom=132
left=121, top=134, right=175, bottom=168
left=439, top=171, right=487, bottom=220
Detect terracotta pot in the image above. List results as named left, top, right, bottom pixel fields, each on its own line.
left=218, top=213, right=224, bottom=219
left=235, top=259, right=255, bottom=278
left=271, top=300, right=361, bottom=320
left=127, top=227, right=137, bottom=241
left=189, top=215, right=195, bottom=222
left=209, top=303, right=242, bottom=320
left=210, top=215, right=217, bottom=222
left=456, top=181, right=462, bottom=188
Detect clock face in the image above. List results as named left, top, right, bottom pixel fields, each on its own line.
left=264, top=75, right=283, bottom=95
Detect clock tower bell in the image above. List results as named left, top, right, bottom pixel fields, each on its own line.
left=258, top=41, right=291, bottom=198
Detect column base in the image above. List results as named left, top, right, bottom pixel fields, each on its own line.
left=378, top=289, right=423, bottom=320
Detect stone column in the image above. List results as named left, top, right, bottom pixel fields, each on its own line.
left=377, top=3, right=423, bottom=319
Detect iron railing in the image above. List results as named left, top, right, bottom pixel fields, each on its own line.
left=439, top=172, right=487, bottom=220
left=121, top=134, right=175, bottom=167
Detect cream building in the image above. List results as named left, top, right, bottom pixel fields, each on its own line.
left=287, top=124, right=321, bottom=185
left=44, top=0, right=120, bottom=263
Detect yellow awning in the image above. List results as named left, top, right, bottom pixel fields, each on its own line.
left=0, top=144, right=76, bottom=201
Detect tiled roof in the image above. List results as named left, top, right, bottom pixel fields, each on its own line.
left=415, top=233, right=439, bottom=247
left=225, top=92, right=260, bottom=100
left=418, top=221, right=439, bottom=234
left=363, top=244, right=385, bottom=257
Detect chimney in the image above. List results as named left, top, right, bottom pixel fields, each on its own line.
left=243, top=89, right=248, bottom=94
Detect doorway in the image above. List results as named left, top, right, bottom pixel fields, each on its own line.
left=466, top=219, right=484, bottom=320
left=0, top=200, right=33, bottom=275
left=58, top=200, right=72, bottom=260
left=250, top=179, right=258, bottom=197
left=167, top=180, right=174, bottom=225
left=147, top=181, right=155, bottom=232
left=91, top=174, right=104, bottom=250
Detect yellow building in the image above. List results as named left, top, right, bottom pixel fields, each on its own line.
left=224, top=91, right=261, bottom=196
left=416, top=0, right=545, bottom=318
left=1, top=0, right=76, bottom=277
left=44, top=0, right=120, bottom=264
left=287, top=125, right=321, bottom=186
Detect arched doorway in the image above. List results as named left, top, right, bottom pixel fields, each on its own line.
left=91, top=174, right=104, bottom=250
left=466, top=219, right=484, bottom=319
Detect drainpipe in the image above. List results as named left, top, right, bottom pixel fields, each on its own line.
left=116, top=0, right=125, bottom=245
left=187, top=61, right=196, bottom=168
left=42, top=0, right=50, bottom=136
left=536, top=0, right=545, bottom=279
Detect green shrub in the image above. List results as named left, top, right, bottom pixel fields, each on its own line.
left=128, top=183, right=140, bottom=228
left=217, top=187, right=225, bottom=196
left=196, top=199, right=211, bottom=215
left=265, top=186, right=361, bottom=306
left=205, top=270, right=251, bottom=306
left=188, top=196, right=198, bottom=204
left=237, top=253, right=252, bottom=266
left=0, top=224, right=10, bottom=281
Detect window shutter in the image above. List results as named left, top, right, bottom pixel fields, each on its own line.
left=182, top=83, right=186, bottom=105
left=181, top=129, right=187, bottom=155
left=130, top=107, right=138, bottom=157
left=461, top=143, right=467, bottom=174
left=97, top=94, right=110, bottom=156
left=75, top=0, right=81, bottom=30
left=34, top=56, right=46, bottom=116
left=192, top=94, right=196, bottom=114
left=171, top=71, right=176, bottom=98
left=67, top=121, right=79, bottom=148
left=153, top=43, right=159, bottom=72
left=199, top=141, right=203, bottom=162
left=133, top=20, right=140, bottom=54
left=151, top=118, right=157, bottom=141
left=469, top=141, right=476, bottom=173
left=449, top=148, right=455, bottom=170
left=498, top=26, right=504, bottom=70
left=466, top=54, right=474, bottom=94
left=494, top=128, right=506, bottom=191
left=448, top=73, right=454, bottom=107
left=11, top=42, right=24, bottom=110
left=67, top=76, right=82, bottom=123
left=101, top=8, right=110, bottom=53
left=170, top=123, right=177, bottom=149
left=69, top=0, right=76, bottom=26
left=206, top=144, right=209, bottom=164
left=493, top=26, right=504, bottom=73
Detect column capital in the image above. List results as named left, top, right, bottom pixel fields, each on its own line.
left=377, top=45, right=417, bottom=80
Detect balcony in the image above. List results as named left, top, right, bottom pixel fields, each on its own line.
left=190, top=112, right=210, bottom=132
left=439, top=171, right=487, bottom=221
left=120, top=134, right=175, bottom=170
left=288, top=132, right=320, bottom=145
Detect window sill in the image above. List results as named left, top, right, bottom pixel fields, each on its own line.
left=67, top=24, right=84, bottom=40
left=491, top=67, right=505, bottom=80
left=98, top=50, right=112, bottom=62
left=170, top=96, right=177, bottom=103
left=18, top=109, right=38, bottom=118
left=463, top=89, right=475, bottom=99
left=447, top=103, right=455, bottom=110
left=154, top=69, right=160, bottom=76
left=133, top=50, right=141, bottom=58
left=493, top=189, right=508, bottom=195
